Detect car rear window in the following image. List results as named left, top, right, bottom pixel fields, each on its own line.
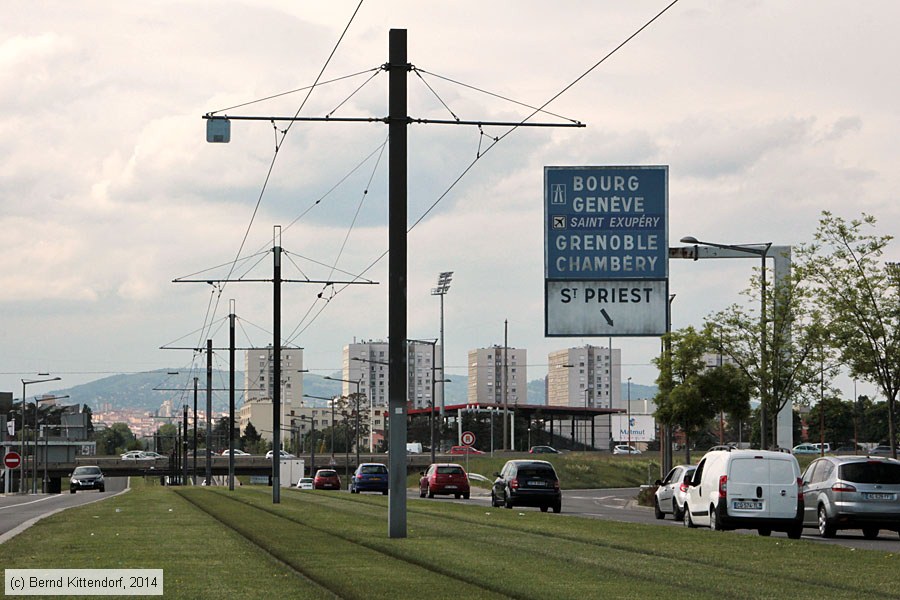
left=437, top=466, right=464, bottom=475
left=317, top=470, right=337, bottom=477
left=517, top=465, right=556, bottom=479
left=839, top=462, right=900, bottom=484
left=360, top=465, right=387, bottom=474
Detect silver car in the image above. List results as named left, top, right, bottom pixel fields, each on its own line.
left=801, top=456, right=900, bottom=538
left=654, top=465, right=695, bottom=520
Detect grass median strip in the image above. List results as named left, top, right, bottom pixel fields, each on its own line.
left=0, top=480, right=335, bottom=599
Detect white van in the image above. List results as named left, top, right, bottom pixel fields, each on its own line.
left=683, top=449, right=803, bottom=538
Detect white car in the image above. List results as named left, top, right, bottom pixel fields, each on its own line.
left=221, top=449, right=250, bottom=456
left=613, top=445, right=641, bottom=455
left=654, top=464, right=696, bottom=520
left=296, top=477, right=314, bottom=490
left=141, top=451, right=166, bottom=459
left=120, top=451, right=152, bottom=460
left=265, top=450, right=297, bottom=460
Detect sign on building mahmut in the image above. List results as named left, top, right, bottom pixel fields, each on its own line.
left=545, top=165, right=668, bottom=337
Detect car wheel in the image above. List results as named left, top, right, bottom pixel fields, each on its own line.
left=552, top=501, right=561, bottom=514
left=455, top=494, right=461, bottom=499
left=99, top=486, right=105, bottom=493
left=683, top=507, right=696, bottom=528
left=504, top=491, right=514, bottom=510
left=818, top=505, right=836, bottom=538
left=70, top=489, right=76, bottom=494
left=540, top=505, right=549, bottom=512
left=863, top=527, right=880, bottom=540
left=463, top=492, right=470, bottom=500
left=673, top=499, right=684, bottom=521
left=758, top=528, right=772, bottom=537
left=419, top=486, right=426, bottom=498
left=787, top=525, right=803, bottom=540
left=428, top=486, right=435, bottom=499
left=709, top=505, right=722, bottom=531
left=654, top=498, right=664, bottom=520
left=490, top=492, right=500, bottom=507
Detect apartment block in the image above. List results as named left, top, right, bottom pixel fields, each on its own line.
left=240, top=346, right=304, bottom=442
left=546, top=345, right=621, bottom=409
left=341, top=339, right=443, bottom=410
left=467, top=346, right=527, bottom=405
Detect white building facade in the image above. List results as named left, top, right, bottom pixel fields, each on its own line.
left=467, top=346, right=527, bottom=405
left=546, top=345, right=621, bottom=409
left=239, top=346, right=304, bottom=443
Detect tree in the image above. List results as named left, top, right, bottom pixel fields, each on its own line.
left=697, top=363, right=751, bottom=444
left=94, top=422, right=137, bottom=455
left=654, top=327, right=714, bottom=462
left=155, top=423, right=178, bottom=454
left=241, top=421, right=266, bottom=455
left=806, top=397, right=855, bottom=446
left=797, top=212, right=900, bottom=457
left=703, top=251, right=840, bottom=449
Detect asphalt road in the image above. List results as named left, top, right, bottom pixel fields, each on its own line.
left=428, top=486, right=900, bottom=552
left=0, top=477, right=128, bottom=543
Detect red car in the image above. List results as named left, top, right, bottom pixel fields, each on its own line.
left=419, top=463, right=471, bottom=499
left=313, top=469, right=341, bottom=490
left=448, top=445, right=484, bottom=455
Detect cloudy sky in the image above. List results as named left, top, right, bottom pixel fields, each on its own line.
left=2, top=1, right=897, bottom=404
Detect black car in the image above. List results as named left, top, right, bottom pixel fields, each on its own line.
left=70, top=466, right=105, bottom=493
left=491, top=459, right=561, bottom=513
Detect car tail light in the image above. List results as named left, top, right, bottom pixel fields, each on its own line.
left=797, top=477, right=804, bottom=501
left=718, top=475, right=727, bottom=498
left=510, top=478, right=519, bottom=489
left=832, top=482, right=857, bottom=493
left=554, top=479, right=560, bottom=490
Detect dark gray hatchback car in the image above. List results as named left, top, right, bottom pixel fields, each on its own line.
left=801, top=456, right=900, bottom=538
left=491, top=459, right=561, bottom=513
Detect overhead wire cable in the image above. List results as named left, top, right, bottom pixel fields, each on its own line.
left=326, top=68, right=383, bottom=117
left=192, top=0, right=365, bottom=352
left=208, top=68, right=381, bottom=115
left=290, top=0, right=682, bottom=334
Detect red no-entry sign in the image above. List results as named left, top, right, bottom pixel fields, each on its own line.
left=3, top=452, right=21, bottom=469
left=461, top=431, right=476, bottom=446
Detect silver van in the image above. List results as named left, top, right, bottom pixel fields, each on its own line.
left=683, top=449, right=803, bottom=538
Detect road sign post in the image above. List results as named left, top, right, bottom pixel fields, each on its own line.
left=4, top=451, right=21, bottom=470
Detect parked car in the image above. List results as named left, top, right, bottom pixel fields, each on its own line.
left=266, top=450, right=297, bottom=460
left=120, top=451, right=151, bottom=460
left=793, top=444, right=820, bottom=455
left=683, top=449, right=803, bottom=538
left=870, top=446, right=899, bottom=456
left=70, top=465, right=105, bottom=493
left=654, top=464, right=696, bottom=520
left=834, top=444, right=867, bottom=455
left=613, top=445, right=641, bottom=455
left=296, top=477, right=314, bottom=490
left=813, top=443, right=832, bottom=454
left=141, top=451, right=166, bottom=459
left=801, top=455, right=900, bottom=539
left=491, top=459, right=561, bottom=513
left=419, top=463, right=470, bottom=499
left=449, top=445, right=484, bottom=455
left=529, top=445, right=560, bottom=454
left=350, top=463, right=389, bottom=494
left=313, top=469, right=341, bottom=490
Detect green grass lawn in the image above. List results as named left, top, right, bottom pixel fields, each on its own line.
left=2, top=479, right=899, bottom=599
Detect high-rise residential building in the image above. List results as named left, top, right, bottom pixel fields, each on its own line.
left=546, top=345, right=621, bottom=409
left=467, top=346, right=527, bottom=405
left=239, top=346, right=304, bottom=443
left=341, top=339, right=443, bottom=410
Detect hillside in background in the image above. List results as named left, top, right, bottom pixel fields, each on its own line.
left=46, top=370, right=656, bottom=414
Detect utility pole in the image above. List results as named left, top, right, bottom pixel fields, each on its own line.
left=229, top=300, right=236, bottom=491
left=206, top=339, right=212, bottom=486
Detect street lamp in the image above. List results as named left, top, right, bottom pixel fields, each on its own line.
left=431, top=271, right=453, bottom=421
left=324, top=376, right=363, bottom=468
left=21, top=376, right=60, bottom=494
left=681, top=235, right=773, bottom=449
